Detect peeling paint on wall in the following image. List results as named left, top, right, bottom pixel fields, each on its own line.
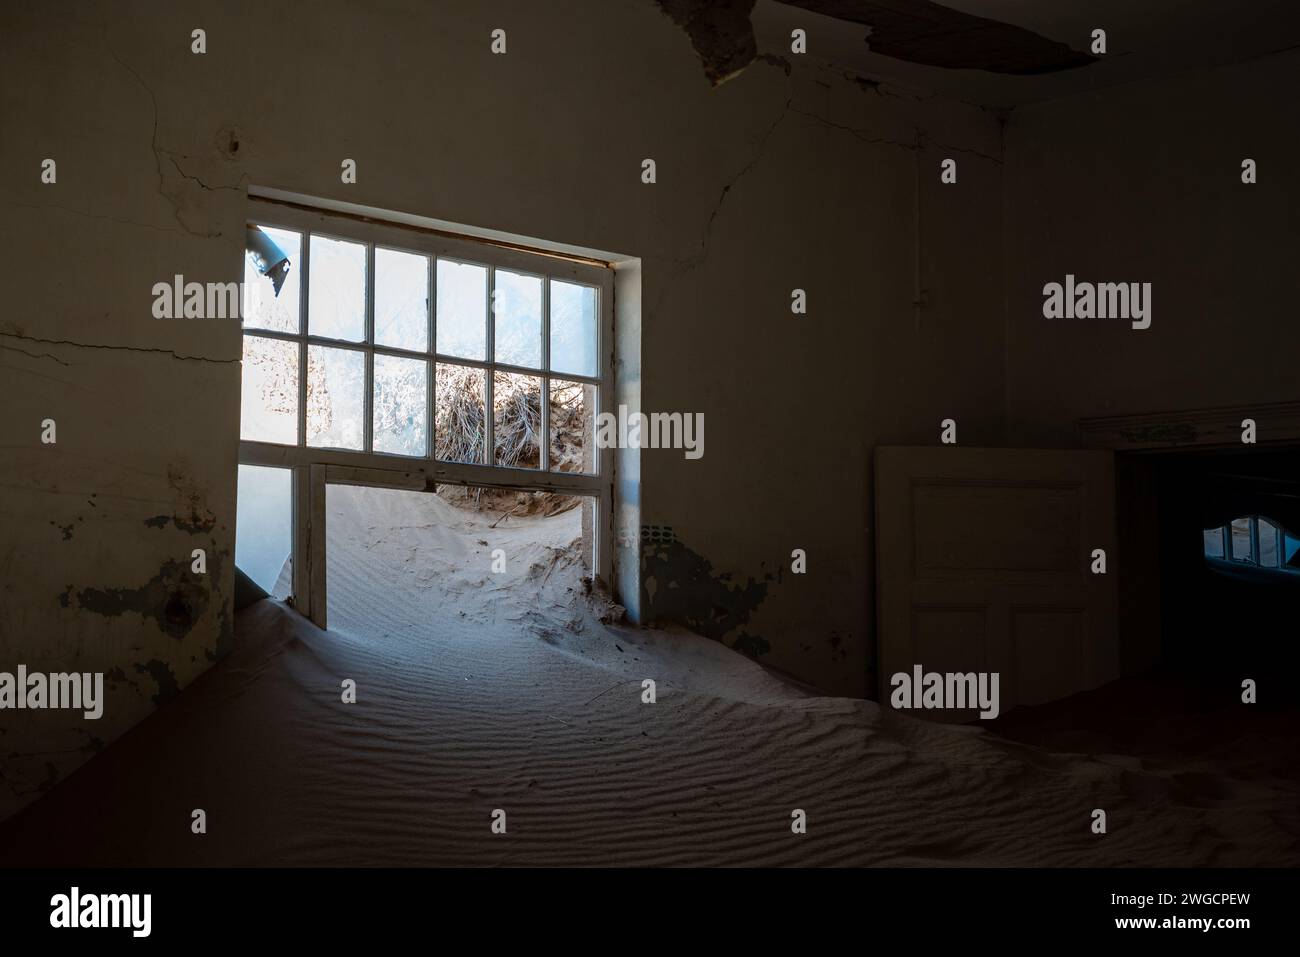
left=640, top=525, right=774, bottom=657
left=144, top=512, right=216, bottom=534
left=62, top=558, right=209, bottom=641
left=164, top=464, right=219, bottom=533
left=133, top=659, right=180, bottom=705
left=104, top=666, right=140, bottom=693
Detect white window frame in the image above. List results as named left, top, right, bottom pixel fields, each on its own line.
left=239, top=198, right=615, bottom=627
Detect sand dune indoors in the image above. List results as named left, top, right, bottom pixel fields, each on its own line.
left=1, top=486, right=1294, bottom=867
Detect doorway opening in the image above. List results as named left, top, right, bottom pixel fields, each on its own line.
left=986, top=444, right=1300, bottom=775
left=1146, top=445, right=1300, bottom=689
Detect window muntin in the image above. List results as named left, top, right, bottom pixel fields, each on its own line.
left=240, top=219, right=602, bottom=476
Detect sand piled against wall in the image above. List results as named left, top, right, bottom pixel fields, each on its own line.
left=1, top=486, right=1294, bottom=866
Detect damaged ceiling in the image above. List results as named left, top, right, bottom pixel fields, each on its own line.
left=659, top=0, right=1300, bottom=107
left=655, top=0, right=761, bottom=85
left=783, top=0, right=1095, bottom=74
left=656, top=0, right=1092, bottom=86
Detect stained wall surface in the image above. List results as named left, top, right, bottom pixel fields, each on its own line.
left=0, top=0, right=1009, bottom=817
left=1003, top=49, right=1300, bottom=446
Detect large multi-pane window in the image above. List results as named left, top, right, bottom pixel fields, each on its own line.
left=237, top=201, right=615, bottom=622
left=240, top=217, right=602, bottom=476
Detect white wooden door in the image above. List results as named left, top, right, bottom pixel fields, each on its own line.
left=875, top=447, right=1119, bottom=717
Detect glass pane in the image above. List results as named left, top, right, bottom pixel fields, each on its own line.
left=242, top=226, right=300, bottom=333
left=435, top=363, right=486, bottom=464
left=1203, top=527, right=1225, bottom=559
left=1258, top=518, right=1280, bottom=567
left=309, top=235, right=367, bottom=341
left=373, top=354, right=428, bottom=456
left=493, top=269, right=542, bottom=368
left=236, top=465, right=292, bottom=597
left=550, top=279, right=597, bottom=378
left=550, top=379, right=595, bottom=474
left=1230, top=517, right=1252, bottom=562
left=375, top=248, right=428, bottom=351
left=436, top=260, right=487, bottom=360
left=240, top=335, right=299, bottom=444
left=1286, top=535, right=1300, bottom=566
left=493, top=371, right=541, bottom=469
left=306, top=345, right=365, bottom=449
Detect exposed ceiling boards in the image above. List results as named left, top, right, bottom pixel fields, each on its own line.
left=750, top=0, right=1300, bottom=108
left=655, top=0, right=760, bottom=85
left=771, top=0, right=1096, bottom=74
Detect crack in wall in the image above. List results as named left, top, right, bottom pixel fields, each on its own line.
left=165, top=153, right=245, bottom=195
left=698, top=91, right=794, bottom=266
left=1, top=331, right=239, bottom=365
left=790, top=106, right=1004, bottom=164
left=651, top=56, right=1000, bottom=331
left=2, top=200, right=203, bottom=239
left=106, top=47, right=239, bottom=242
left=649, top=66, right=795, bottom=321
left=0, top=342, right=70, bottom=366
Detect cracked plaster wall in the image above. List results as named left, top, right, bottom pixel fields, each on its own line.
left=0, top=0, right=1006, bottom=815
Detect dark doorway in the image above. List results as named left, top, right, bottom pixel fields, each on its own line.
left=1111, top=445, right=1300, bottom=706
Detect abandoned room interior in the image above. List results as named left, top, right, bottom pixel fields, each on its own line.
left=1, top=0, right=1298, bottom=871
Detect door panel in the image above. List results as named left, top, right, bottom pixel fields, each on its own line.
left=875, top=447, right=1118, bottom=717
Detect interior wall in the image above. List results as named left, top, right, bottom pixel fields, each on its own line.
left=0, top=0, right=1006, bottom=817
left=1003, top=48, right=1300, bottom=447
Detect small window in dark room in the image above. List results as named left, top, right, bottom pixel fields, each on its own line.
left=1203, top=515, right=1300, bottom=570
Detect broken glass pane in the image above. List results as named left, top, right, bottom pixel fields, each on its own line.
left=242, top=226, right=300, bottom=333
